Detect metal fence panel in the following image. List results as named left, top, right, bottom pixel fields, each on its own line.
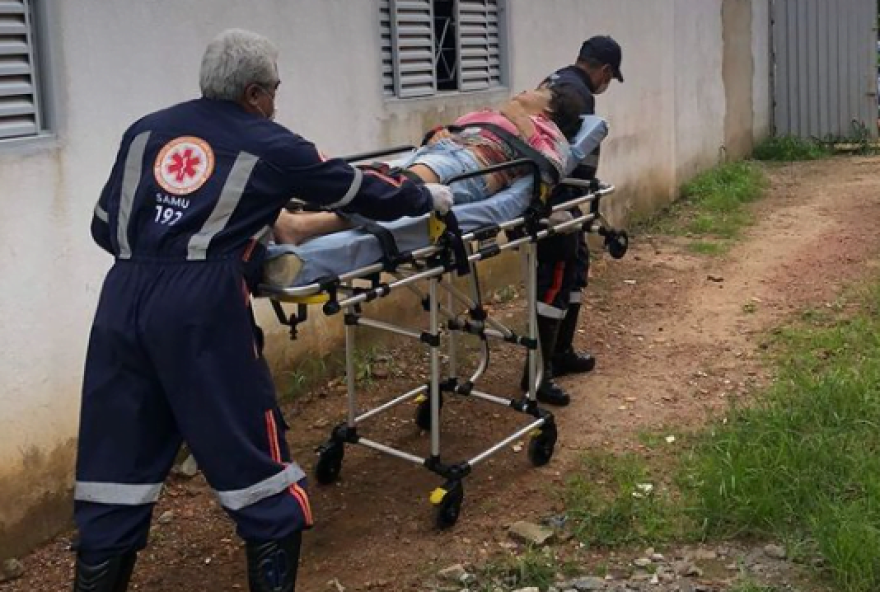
left=772, top=0, right=877, bottom=138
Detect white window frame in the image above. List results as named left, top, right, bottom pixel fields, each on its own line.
left=380, top=0, right=507, bottom=100
left=0, top=0, right=54, bottom=145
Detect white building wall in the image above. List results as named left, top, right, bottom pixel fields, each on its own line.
left=0, top=0, right=771, bottom=557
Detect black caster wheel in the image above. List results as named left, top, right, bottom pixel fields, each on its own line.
left=607, top=230, right=629, bottom=260
left=431, top=480, right=464, bottom=529
left=528, top=424, right=558, bottom=467
left=314, top=441, right=344, bottom=485
left=414, top=395, right=443, bottom=431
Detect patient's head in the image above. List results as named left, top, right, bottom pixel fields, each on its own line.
left=546, top=85, right=588, bottom=140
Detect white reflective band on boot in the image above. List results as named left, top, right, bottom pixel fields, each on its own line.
left=74, top=481, right=164, bottom=505
left=216, top=463, right=306, bottom=511
left=569, top=291, right=582, bottom=304
left=536, top=301, right=567, bottom=320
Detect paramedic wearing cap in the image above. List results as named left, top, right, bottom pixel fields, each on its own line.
left=524, top=35, right=623, bottom=407
left=73, top=28, right=453, bottom=592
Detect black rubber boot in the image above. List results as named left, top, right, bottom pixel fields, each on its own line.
left=72, top=552, right=137, bottom=592
left=521, top=315, right=571, bottom=407
left=246, top=531, right=302, bottom=592
left=552, top=303, right=596, bottom=376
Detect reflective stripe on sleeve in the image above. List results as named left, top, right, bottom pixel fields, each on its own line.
left=215, top=462, right=307, bottom=511
left=187, top=152, right=259, bottom=260
left=93, top=204, right=109, bottom=223
left=74, top=481, right=163, bottom=506
left=116, top=131, right=152, bottom=260
left=326, top=166, right=363, bottom=209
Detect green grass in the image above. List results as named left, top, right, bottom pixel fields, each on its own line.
left=679, top=161, right=767, bottom=239
left=687, top=240, right=730, bottom=256
left=563, top=451, right=696, bottom=548
left=682, top=281, right=880, bottom=592
left=638, top=160, right=768, bottom=256
left=753, top=136, right=831, bottom=161
left=729, top=581, right=782, bottom=592
left=478, top=546, right=576, bottom=592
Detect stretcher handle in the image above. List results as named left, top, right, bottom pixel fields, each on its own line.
left=444, top=157, right=543, bottom=203
left=341, top=145, right=418, bottom=164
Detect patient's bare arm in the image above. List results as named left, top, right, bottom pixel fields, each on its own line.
left=273, top=210, right=353, bottom=245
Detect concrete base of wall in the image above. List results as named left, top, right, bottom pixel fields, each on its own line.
left=0, top=440, right=75, bottom=561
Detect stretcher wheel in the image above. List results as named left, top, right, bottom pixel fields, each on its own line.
left=314, top=442, right=344, bottom=485
left=414, top=395, right=443, bottom=431
left=431, top=480, right=464, bottom=529
left=607, top=230, right=629, bottom=260
left=527, top=424, right=558, bottom=467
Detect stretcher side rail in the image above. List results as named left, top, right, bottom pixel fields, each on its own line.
left=257, top=182, right=616, bottom=304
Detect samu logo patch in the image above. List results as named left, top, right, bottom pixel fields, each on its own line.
left=154, top=136, right=215, bottom=195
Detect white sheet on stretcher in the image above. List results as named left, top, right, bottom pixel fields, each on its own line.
left=262, top=116, right=609, bottom=290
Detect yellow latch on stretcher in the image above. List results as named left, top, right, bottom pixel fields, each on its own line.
left=429, top=487, right=448, bottom=505
left=428, top=212, right=446, bottom=244
left=283, top=293, right=331, bottom=305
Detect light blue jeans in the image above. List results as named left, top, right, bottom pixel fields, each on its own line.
left=400, top=139, right=489, bottom=204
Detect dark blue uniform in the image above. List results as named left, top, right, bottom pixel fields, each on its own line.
left=537, top=66, right=598, bottom=318
left=76, top=98, right=432, bottom=561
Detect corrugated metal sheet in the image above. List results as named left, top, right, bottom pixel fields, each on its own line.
left=772, top=0, right=878, bottom=138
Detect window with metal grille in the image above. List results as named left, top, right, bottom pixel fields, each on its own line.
left=0, top=0, right=47, bottom=141
left=381, top=0, right=505, bottom=99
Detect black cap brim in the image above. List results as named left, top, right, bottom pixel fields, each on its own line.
left=614, top=69, right=624, bottom=83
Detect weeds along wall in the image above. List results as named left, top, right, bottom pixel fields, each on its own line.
left=0, top=0, right=770, bottom=560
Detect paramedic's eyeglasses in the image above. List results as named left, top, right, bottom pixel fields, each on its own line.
left=258, top=81, right=281, bottom=99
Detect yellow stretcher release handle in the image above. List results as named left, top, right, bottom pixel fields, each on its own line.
left=429, top=487, right=448, bottom=505
left=428, top=212, right=446, bottom=244
left=284, top=293, right=330, bottom=305
left=539, top=183, right=552, bottom=203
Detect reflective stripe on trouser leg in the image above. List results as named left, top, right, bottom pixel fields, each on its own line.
left=215, top=462, right=307, bottom=512
left=75, top=482, right=163, bottom=505
left=569, top=290, right=583, bottom=304
left=537, top=301, right=567, bottom=320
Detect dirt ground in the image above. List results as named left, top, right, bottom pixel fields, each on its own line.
left=6, top=156, right=880, bottom=591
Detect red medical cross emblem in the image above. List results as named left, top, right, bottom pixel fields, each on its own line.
left=154, top=136, right=215, bottom=196
left=166, top=149, right=202, bottom=183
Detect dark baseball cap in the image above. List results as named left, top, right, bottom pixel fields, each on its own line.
left=578, top=35, right=624, bottom=82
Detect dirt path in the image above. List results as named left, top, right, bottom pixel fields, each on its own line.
left=7, top=157, right=880, bottom=592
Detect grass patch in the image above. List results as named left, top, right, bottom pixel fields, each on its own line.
left=478, top=546, right=577, bottom=592
left=753, top=136, right=831, bottom=161
left=678, top=161, right=767, bottom=239
left=683, top=281, right=880, bottom=592
left=563, top=451, right=697, bottom=548
left=638, top=160, right=768, bottom=254
left=729, top=581, right=782, bottom=592
left=687, top=240, right=729, bottom=256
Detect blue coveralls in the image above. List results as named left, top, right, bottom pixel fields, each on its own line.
left=76, top=97, right=432, bottom=561
left=536, top=66, right=598, bottom=319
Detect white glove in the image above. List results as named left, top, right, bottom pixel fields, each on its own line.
left=425, top=183, right=454, bottom=215
left=548, top=210, right=579, bottom=234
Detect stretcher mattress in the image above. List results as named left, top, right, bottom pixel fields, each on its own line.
left=262, top=116, right=609, bottom=290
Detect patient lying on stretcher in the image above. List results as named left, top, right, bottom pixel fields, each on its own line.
left=273, top=85, right=587, bottom=245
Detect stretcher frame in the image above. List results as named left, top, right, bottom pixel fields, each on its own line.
left=258, top=150, right=628, bottom=528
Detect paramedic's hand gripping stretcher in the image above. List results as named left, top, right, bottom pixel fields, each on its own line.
left=258, top=115, right=628, bottom=528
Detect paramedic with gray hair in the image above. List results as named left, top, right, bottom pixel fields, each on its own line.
left=73, top=28, right=453, bottom=592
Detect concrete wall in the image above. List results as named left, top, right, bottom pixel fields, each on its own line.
left=0, top=0, right=771, bottom=558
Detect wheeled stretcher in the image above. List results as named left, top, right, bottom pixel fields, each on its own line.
left=257, top=116, right=629, bottom=527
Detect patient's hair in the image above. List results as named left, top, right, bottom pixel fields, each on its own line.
left=548, top=85, right=588, bottom=140
left=200, top=29, right=279, bottom=101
